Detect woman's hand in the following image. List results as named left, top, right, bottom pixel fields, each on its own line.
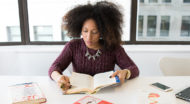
left=51, top=71, right=71, bottom=94
left=111, top=69, right=131, bottom=84
left=56, top=75, right=71, bottom=93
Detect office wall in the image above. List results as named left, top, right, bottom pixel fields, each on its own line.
left=0, top=45, right=190, bottom=76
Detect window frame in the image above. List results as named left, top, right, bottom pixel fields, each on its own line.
left=0, top=0, right=190, bottom=46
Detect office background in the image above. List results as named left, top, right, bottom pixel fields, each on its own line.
left=0, top=0, right=190, bottom=76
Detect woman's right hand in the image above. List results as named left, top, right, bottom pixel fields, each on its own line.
left=56, top=75, right=71, bottom=93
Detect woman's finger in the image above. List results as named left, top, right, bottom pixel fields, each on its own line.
left=58, top=76, right=71, bottom=89
left=59, top=76, right=66, bottom=83
left=64, top=76, right=70, bottom=83
left=119, top=75, right=125, bottom=84
left=115, top=70, right=125, bottom=84
left=111, top=71, right=118, bottom=78
left=62, top=76, right=71, bottom=88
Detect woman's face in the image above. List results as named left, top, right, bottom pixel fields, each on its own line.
left=82, top=19, right=100, bottom=49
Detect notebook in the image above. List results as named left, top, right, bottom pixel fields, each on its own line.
left=9, top=82, right=47, bottom=104
left=175, top=87, right=190, bottom=102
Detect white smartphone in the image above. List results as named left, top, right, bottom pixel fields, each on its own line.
left=151, top=82, right=173, bottom=92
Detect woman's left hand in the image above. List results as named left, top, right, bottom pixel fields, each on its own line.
left=111, top=69, right=130, bottom=84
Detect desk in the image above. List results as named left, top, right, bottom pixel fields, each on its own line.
left=0, top=76, right=190, bottom=104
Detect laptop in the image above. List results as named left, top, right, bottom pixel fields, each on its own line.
left=176, top=87, right=190, bottom=102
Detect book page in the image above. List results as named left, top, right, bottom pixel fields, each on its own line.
left=69, top=72, right=94, bottom=92
left=93, top=71, right=117, bottom=89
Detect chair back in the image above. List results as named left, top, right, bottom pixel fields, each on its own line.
left=160, top=57, right=190, bottom=76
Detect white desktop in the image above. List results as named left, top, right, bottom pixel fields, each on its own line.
left=1, top=76, right=190, bottom=104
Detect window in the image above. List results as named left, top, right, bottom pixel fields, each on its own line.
left=184, top=0, right=190, bottom=3
left=162, top=0, right=171, bottom=3
left=138, top=16, right=144, bottom=36
left=0, top=0, right=21, bottom=42
left=33, top=26, right=53, bottom=41
left=147, top=16, right=157, bottom=37
left=27, top=0, right=131, bottom=42
left=149, top=0, right=158, bottom=3
left=7, top=26, right=21, bottom=41
left=181, top=16, right=190, bottom=37
left=160, top=16, right=170, bottom=37
left=1, top=0, right=190, bottom=45
left=137, top=0, right=190, bottom=42
left=28, top=0, right=74, bottom=42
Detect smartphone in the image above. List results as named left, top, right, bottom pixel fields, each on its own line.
left=151, top=82, right=173, bottom=92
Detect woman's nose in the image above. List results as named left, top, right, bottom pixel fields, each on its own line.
left=86, top=32, right=92, bottom=40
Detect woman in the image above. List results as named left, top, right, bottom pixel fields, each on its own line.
left=49, top=1, right=139, bottom=92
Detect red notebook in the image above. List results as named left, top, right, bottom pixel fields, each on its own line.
left=73, top=96, right=113, bottom=104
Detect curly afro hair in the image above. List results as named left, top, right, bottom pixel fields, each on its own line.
left=64, top=1, right=123, bottom=51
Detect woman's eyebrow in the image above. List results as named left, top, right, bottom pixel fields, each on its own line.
left=83, top=28, right=98, bottom=32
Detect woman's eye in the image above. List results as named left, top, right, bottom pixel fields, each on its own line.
left=92, top=31, right=98, bottom=34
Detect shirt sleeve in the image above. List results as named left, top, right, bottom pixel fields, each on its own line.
left=48, top=42, right=73, bottom=79
left=115, top=46, right=139, bottom=79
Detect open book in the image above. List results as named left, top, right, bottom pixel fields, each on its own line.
left=66, top=71, right=120, bottom=94
left=9, top=82, right=46, bottom=104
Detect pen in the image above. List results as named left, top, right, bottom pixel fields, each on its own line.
left=60, top=83, right=72, bottom=89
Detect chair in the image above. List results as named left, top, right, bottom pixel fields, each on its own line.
left=160, top=57, right=190, bottom=76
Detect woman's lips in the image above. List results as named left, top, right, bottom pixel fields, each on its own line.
left=86, top=41, right=93, bottom=45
